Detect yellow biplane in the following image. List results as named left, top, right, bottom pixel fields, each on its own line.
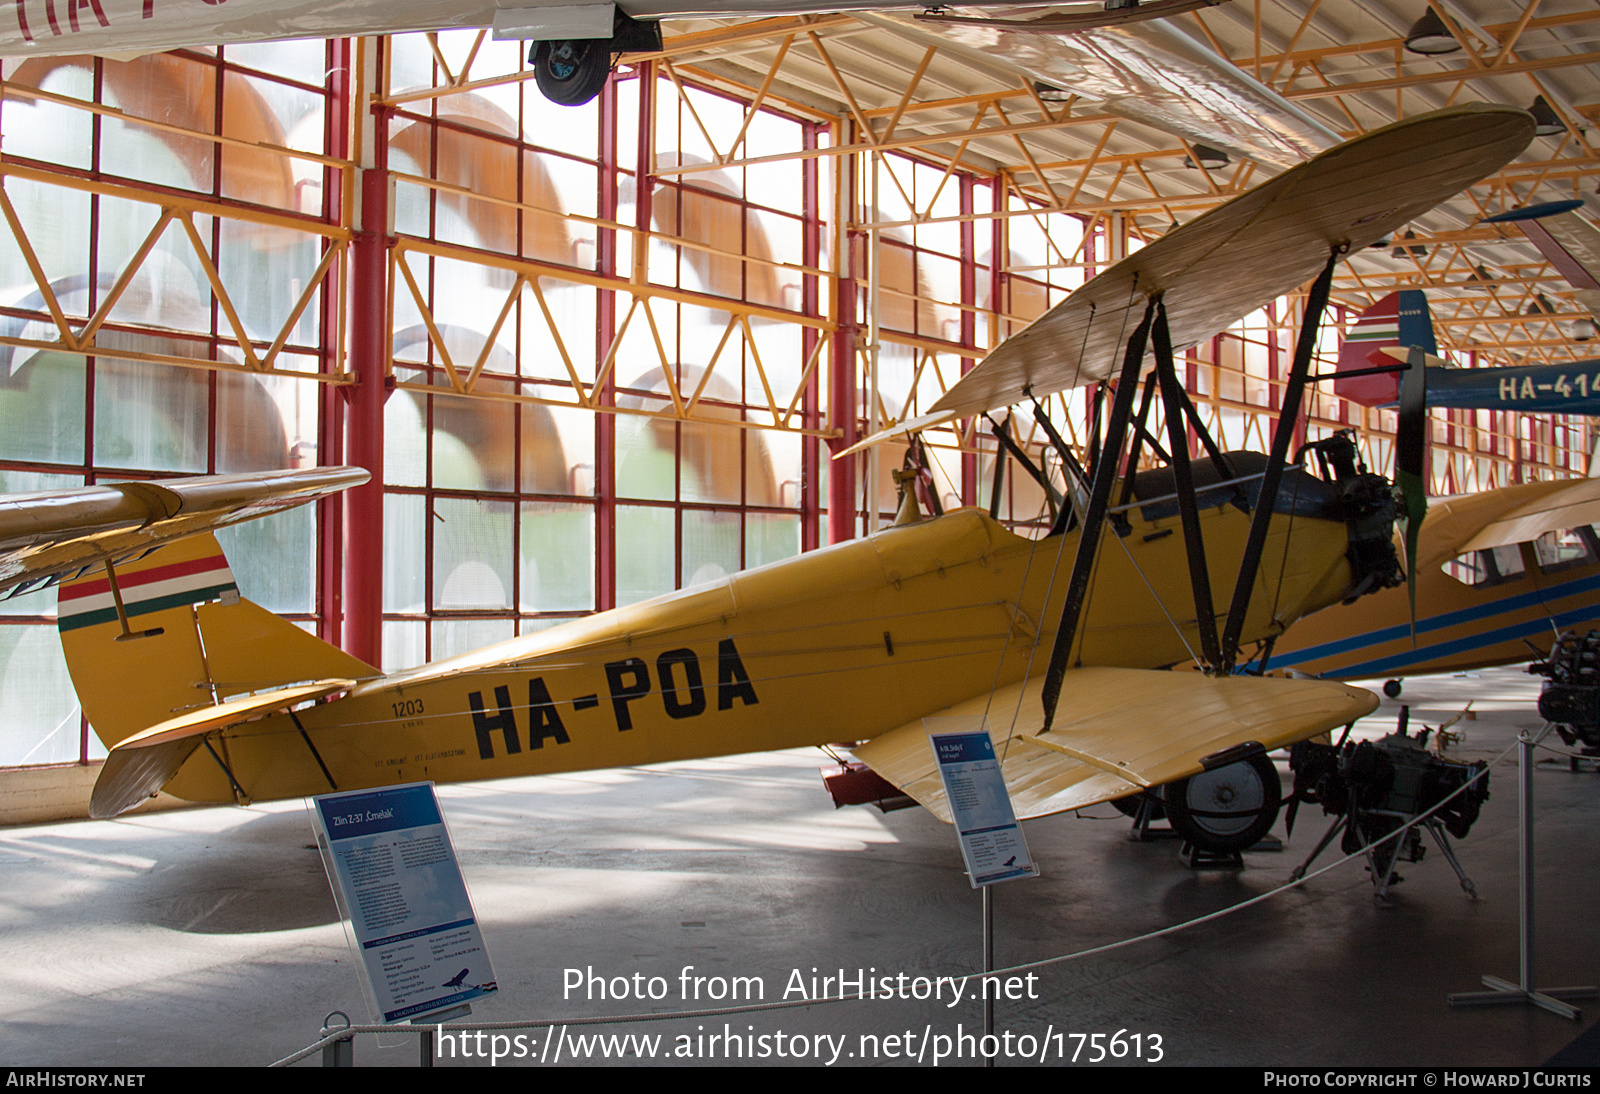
left=53, top=106, right=1533, bottom=856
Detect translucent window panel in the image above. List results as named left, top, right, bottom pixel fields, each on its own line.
left=216, top=504, right=314, bottom=614
left=530, top=156, right=597, bottom=266
left=1, top=60, right=94, bottom=169
left=216, top=226, right=325, bottom=345
left=679, top=418, right=741, bottom=505
left=385, top=387, right=429, bottom=488
left=0, top=624, right=81, bottom=766
left=433, top=618, right=515, bottom=661
left=0, top=352, right=85, bottom=465
left=520, top=501, right=594, bottom=612
left=391, top=164, right=435, bottom=243
left=432, top=496, right=514, bottom=611
left=746, top=513, right=799, bottom=571
left=616, top=410, right=676, bottom=501
left=93, top=355, right=209, bottom=473
left=387, top=34, right=439, bottom=97
left=521, top=282, right=596, bottom=385
left=384, top=492, right=427, bottom=614
left=754, top=429, right=799, bottom=508
left=747, top=320, right=801, bottom=415
left=223, top=40, right=329, bottom=85
left=682, top=508, right=740, bottom=588
left=220, top=72, right=323, bottom=207
left=524, top=83, right=598, bottom=161
left=521, top=402, right=583, bottom=495
left=383, top=620, right=427, bottom=673
left=214, top=371, right=300, bottom=471
left=616, top=504, right=674, bottom=607
left=0, top=469, right=80, bottom=618
left=433, top=389, right=515, bottom=493
left=99, top=55, right=217, bottom=192
left=0, top=181, right=90, bottom=306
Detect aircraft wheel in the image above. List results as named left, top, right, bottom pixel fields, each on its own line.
left=533, top=39, right=612, bottom=106
left=1164, top=753, right=1281, bottom=853
left=1111, top=790, right=1165, bottom=821
left=1383, top=679, right=1403, bottom=699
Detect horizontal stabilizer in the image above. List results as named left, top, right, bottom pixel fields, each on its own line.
left=852, top=669, right=1377, bottom=822
left=89, top=679, right=353, bottom=819
left=0, top=466, right=367, bottom=600
left=1484, top=201, right=1600, bottom=320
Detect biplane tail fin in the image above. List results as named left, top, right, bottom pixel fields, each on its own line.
left=57, top=532, right=378, bottom=751
left=1334, top=290, right=1438, bottom=408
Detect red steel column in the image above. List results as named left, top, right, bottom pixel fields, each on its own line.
left=594, top=72, right=622, bottom=610
left=827, top=126, right=858, bottom=543
left=318, top=36, right=351, bottom=648
left=800, top=121, right=822, bottom=552
left=343, top=44, right=390, bottom=669
left=958, top=175, right=977, bottom=508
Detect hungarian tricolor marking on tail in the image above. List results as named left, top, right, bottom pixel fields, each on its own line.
left=57, top=551, right=238, bottom=632
left=1334, top=290, right=1438, bottom=408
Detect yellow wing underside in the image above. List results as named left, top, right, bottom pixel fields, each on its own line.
left=852, top=669, right=1378, bottom=823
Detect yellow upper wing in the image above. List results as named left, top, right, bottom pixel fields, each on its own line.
left=0, top=466, right=368, bottom=599
left=842, top=105, right=1533, bottom=454
left=852, top=669, right=1377, bottom=822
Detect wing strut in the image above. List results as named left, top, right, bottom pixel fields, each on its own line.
left=1039, top=297, right=1156, bottom=731
left=1153, top=298, right=1223, bottom=670
left=985, top=412, right=1062, bottom=521
left=1218, top=248, right=1340, bottom=669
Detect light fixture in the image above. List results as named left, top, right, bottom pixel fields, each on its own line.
left=1183, top=144, right=1230, bottom=170
left=1528, top=96, right=1565, bottom=137
left=1368, top=236, right=1391, bottom=249
left=1573, top=318, right=1598, bottom=342
left=1032, top=81, right=1073, bottom=103
left=1462, top=263, right=1496, bottom=291
left=1403, top=8, right=1461, bottom=55
left=1527, top=293, right=1556, bottom=315
left=1391, top=229, right=1427, bottom=259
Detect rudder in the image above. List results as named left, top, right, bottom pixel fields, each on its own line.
left=58, top=532, right=377, bottom=750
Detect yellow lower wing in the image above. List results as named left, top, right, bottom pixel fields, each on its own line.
left=852, top=669, right=1377, bottom=822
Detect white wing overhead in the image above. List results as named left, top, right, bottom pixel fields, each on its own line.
left=843, top=105, right=1535, bottom=455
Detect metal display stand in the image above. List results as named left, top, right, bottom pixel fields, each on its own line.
left=1449, top=724, right=1596, bottom=1019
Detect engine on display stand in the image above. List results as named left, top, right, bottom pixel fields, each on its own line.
left=1530, top=629, right=1600, bottom=772
left=1286, top=707, right=1491, bottom=905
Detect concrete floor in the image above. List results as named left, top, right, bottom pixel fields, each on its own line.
left=3, top=666, right=1598, bottom=1068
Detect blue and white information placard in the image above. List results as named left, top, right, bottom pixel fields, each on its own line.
left=928, top=724, right=1038, bottom=887
left=312, top=782, right=497, bottom=1022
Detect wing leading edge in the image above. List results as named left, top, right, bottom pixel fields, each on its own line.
left=852, top=669, right=1377, bottom=822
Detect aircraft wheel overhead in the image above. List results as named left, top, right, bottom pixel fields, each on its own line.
left=1164, top=753, right=1282, bottom=853
left=1383, top=679, right=1403, bottom=699
left=533, top=40, right=611, bottom=106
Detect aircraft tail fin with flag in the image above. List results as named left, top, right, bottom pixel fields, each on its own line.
left=1334, top=290, right=1438, bottom=408
left=57, top=532, right=378, bottom=755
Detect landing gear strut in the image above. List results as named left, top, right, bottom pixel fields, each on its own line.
left=529, top=11, right=663, bottom=107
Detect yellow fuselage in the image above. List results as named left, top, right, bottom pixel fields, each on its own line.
left=165, top=502, right=1357, bottom=805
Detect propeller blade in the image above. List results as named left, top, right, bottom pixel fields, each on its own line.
left=1394, top=345, right=1431, bottom=645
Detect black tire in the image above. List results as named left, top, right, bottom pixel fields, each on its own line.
left=533, top=39, right=612, bottom=106
left=1383, top=678, right=1403, bottom=699
left=1111, top=790, right=1166, bottom=821
left=1164, top=753, right=1281, bottom=853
